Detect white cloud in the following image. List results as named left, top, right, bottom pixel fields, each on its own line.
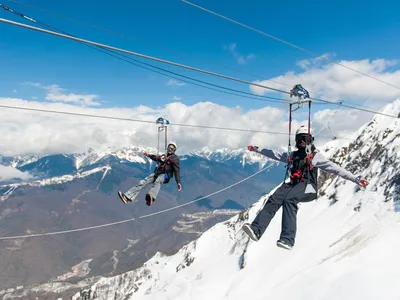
left=3, top=56, right=397, bottom=157
left=25, top=82, right=100, bottom=107
left=250, top=57, right=400, bottom=107
left=0, top=94, right=386, bottom=157
left=296, top=53, right=336, bottom=69
left=311, top=107, right=373, bottom=139
left=0, top=165, right=33, bottom=181
left=224, top=43, right=255, bottom=65
left=12, top=89, right=17, bottom=93
left=167, top=79, right=186, bottom=87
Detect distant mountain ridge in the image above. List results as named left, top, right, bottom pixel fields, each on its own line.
left=0, top=145, right=284, bottom=292
left=0, top=146, right=278, bottom=199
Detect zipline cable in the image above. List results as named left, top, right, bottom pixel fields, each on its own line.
left=1, top=0, right=363, bottom=105
left=0, top=3, right=304, bottom=105
left=0, top=104, right=356, bottom=140
left=0, top=17, right=398, bottom=120
left=180, top=0, right=400, bottom=91
left=0, top=104, right=291, bottom=135
left=0, top=4, right=292, bottom=105
left=314, top=102, right=343, bottom=138
left=0, top=103, right=350, bottom=140
left=0, top=17, right=287, bottom=95
left=0, top=164, right=274, bottom=240
left=0, top=4, right=372, bottom=146
left=0, top=3, right=376, bottom=143
left=2, top=0, right=299, bottom=90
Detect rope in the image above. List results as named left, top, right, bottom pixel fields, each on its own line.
left=0, top=3, right=296, bottom=106
left=181, top=0, right=400, bottom=91
left=0, top=17, right=397, bottom=120
left=314, top=102, right=343, bottom=137
left=0, top=164, right=274, bottom=240
left=0, top=104, right=356, bottom=140
left=288, top=104, right=292, bottom=153
left=0, top=18, right=287, bottom=95
left=164, top=126, right=168, bottom=151
left=308, top=101, right=312, bottom=145
left=284, top=103, right=293, bottom=182
left=4, top=0, right=350, bottom=105
left=4, top=0, right=295, bottom=90
left=157, top=129, right=160, bottom=154
left=309, top=96, right=397, bottom=119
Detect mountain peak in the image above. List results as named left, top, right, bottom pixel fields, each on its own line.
left=379, top=97, right=400, bottom=116
left=63, top=98, right=400, bottom=300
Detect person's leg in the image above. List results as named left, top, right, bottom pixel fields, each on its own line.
left=120, top=174, right=155, bottom=203
left=243, top=183, right=291, bottom=241
left=279, top=182, right=317, bottom=249
left=146, top=174, right=166, bottom=205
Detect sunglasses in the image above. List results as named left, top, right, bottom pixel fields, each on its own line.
left=168, top=146, right=176, bottom=151
left=296, top=134, right=310, bottom=143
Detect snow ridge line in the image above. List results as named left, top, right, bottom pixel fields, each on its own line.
left=0, top=164, right=273, bottom=240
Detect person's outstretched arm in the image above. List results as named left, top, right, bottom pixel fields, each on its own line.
left=312, top=152, right=369, bottom=187
left=143, top=152, right=163, bottom=162
left=247, top=145, right=289, bottom=163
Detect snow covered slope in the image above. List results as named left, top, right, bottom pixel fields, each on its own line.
left=68, top=99, right=400, bottom=300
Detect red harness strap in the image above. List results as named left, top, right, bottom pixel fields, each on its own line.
left=156, top=156, right=171, bottom=170
left=289, top=152, right=315, bottom=183
left=304, top=152, right=315, bottom=169
left=290, top=169, right=302, bottom=181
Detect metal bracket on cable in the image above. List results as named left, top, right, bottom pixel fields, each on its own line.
left=289, top=96, right=312, bottom=112
left=290, top=98, right=312, bottom=112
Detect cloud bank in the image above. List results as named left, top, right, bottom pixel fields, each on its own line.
left=0, top=96, right=378, bottom=157
left=0, top=165, right=33, bottom=181
left=2, top=57, right=397, bottom=157
left=250, top=55, right=400, bottom=107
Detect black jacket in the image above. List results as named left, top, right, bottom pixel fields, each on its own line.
left=148, top=153, right=181, bottom=184
left=289, top=148, right=318, bottom=186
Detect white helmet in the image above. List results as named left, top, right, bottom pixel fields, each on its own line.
left=167, top=142, right=177, bottom=150
left=295, top=125, right=314, bottom=144
left=295, top=125, right=314, bottom=136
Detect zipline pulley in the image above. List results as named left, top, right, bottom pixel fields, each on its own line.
left=289, top=84, right=311, bottom=111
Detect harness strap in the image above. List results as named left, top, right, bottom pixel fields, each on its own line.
left=308, top=101, right=311, bottom=144
left=284, top=103, right=293, bottom=182
left=288, top=103, right=293, bottom=155
left=289, top=151, right=316, bottom=184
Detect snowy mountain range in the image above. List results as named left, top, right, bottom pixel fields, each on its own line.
left=66, top=98, right=398, bottom=300
left=0, top=146, right=272, bottom=198
left=1, top=146, right=271, bottom=170
left=1, top=98, right=399, bottom=299
left=0, top=143, right=283, bottom=294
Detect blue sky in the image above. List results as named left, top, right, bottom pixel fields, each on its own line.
left=1, top=0, right=400, bottom=156
left=1, top=0, right=400, bottom=111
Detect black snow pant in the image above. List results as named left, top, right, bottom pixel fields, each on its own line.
left=251, top=181, right=317, bottom=246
